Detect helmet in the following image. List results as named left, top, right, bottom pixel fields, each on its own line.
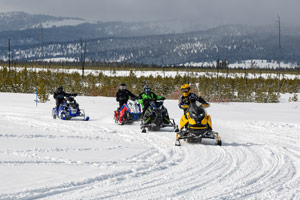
left=144, top=85, right=151, bottom=95
left=119, top=83, right=126, bottom=91
left=181, top=84, right=191, bottom=97
left=57, top=86, right=63, bottom=92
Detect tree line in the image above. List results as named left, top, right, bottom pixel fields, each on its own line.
left=1, top=66, right=299, bottom=103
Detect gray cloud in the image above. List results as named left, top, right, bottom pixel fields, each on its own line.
left=0, top=0, right=299, bottom=26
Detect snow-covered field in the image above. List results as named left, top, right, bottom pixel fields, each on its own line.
left=0, top=93, right=299, bottom=199
left=1, top=66, right=299, bottom=80
left=183, top=60, right=299, bottom=69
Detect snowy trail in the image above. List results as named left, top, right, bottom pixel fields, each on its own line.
left=0, top=93, right=299, bottom=199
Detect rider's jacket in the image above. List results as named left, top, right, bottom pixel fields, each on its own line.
left=53, top=90, right=72, bottom=101
left=116, top=89, right=136, bottom=105
left=138, top=92, right=163, bottom=109
left=178, top=92, right=209, bottom=111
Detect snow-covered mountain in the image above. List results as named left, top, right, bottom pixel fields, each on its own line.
left=0, top=11, right=209, bottom=35
left=1, top=12, right=300, bottom=65
left=2, top=24, right=300, bottom=65
left=0, top=11, right=86, bottom=31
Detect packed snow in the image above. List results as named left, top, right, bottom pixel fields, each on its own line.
left=0, top=93, right=299, bottom=199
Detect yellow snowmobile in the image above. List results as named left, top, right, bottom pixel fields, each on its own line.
left=175, top=101, right=222, bottom=146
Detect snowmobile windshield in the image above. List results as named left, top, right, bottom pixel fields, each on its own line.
left=189, top=102, right=205, bottom=117
left=155, top=101, right=163, bottom=108
left=67, top=97, right=75, bottom=102
left=149, top=100, right=157, bottom=108
left=148, top=100, right=162, bottom=109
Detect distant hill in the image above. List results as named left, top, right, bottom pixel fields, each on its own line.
left=0, top=12, right=300, bottom=65
left=0, top=11, right=85, bottom=31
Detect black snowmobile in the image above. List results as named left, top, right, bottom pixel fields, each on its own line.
left=140, top=99, right=178, bottom=133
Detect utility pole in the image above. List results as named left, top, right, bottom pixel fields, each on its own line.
left=277, top=16, right=281, bottom=94
left=244, top=61, right=247, bottom=86
left=225, top=59, right=228, bottom=78
left=187, top=63, right=190, bottom=85
left=12, top=52, right=17, bottom=79
left=162, top=58, right=165, bottom=95
left=8, top=38, right=11, bottom=69
left=40, top=24, right=44, bottom=61
left=298, top=63, right=300, bottom=79
left=216, top=59, right=219, bottom=80
left=187, top=58, right=191, bottom=85
left=80, top=38, right=86, bottom=77
left=162, top=58, right=165, bottom=78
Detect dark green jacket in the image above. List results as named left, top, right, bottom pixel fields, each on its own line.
left=138, top=92, right=163, bottom=109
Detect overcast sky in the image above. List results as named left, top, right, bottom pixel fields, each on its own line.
left=0, top=0, right=299, bottom=25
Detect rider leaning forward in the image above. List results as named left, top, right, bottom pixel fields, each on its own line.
left=178, top=84, right=209, bottom=112
left=138, top=85, right=165, bottom=114
left=116, top=83, right=137, bottom=110
left=53, top=86, right=77, bottom=110
left=138, top=85, right=171, bottom=125
left=115, top=83, right=137, bottom=125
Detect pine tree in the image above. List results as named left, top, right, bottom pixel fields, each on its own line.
left=37, top=78, right=49, bottom=103
left=289, top=93, right=298, bottom=102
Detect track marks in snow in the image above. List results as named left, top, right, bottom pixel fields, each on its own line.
left=213, top=120, right=300, bottom=199
left=1, top=97, right=300, bottom=199
left=3, top=118, right=299, bottom=200
left=87, top=120, right=300, bottom=200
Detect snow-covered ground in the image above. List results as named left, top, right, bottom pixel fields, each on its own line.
left=40, top=19, right=87, bottom=29
left=0, top=93, right=299, bottom=199
left=1, top=66, right=300, bottom=80
left=41, top=57, right=77, bottom=62
left=183, top=59, right=299, bottom=69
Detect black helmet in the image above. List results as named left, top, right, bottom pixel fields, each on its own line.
left=57, top=86, right=63, bottom=92
left=144, top=85, right=151, bottom=94
left=119, top=83, right=126, bottom=91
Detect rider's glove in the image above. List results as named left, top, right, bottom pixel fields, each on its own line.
left=202, top=104, right=210, bottom=108
left=180, top=105, right=189, bottom=109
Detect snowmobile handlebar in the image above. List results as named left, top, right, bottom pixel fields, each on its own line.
left=189, top=101, right=210, bottom=108
left=65, top=93, right=77, bottom=97
left=130, top=97, right=138, bottom=101
left=143, top=98, right=164, bottom=102
left=201, top=103, right=210, bottom=108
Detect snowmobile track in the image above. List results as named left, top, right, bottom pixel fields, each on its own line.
left=0, top=94, right=299, bottom=200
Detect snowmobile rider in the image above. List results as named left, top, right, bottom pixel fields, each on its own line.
left=178, top=84, right=209, bottom=112
left=116, top=83, right=137, bottom=125
left=138, top=85, right=171, bottom=124
left=116, top=83, right=137, bottom=110
left=53, top=86, right=77, bottom=110
left=138, top=85, right=165, bottom=114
